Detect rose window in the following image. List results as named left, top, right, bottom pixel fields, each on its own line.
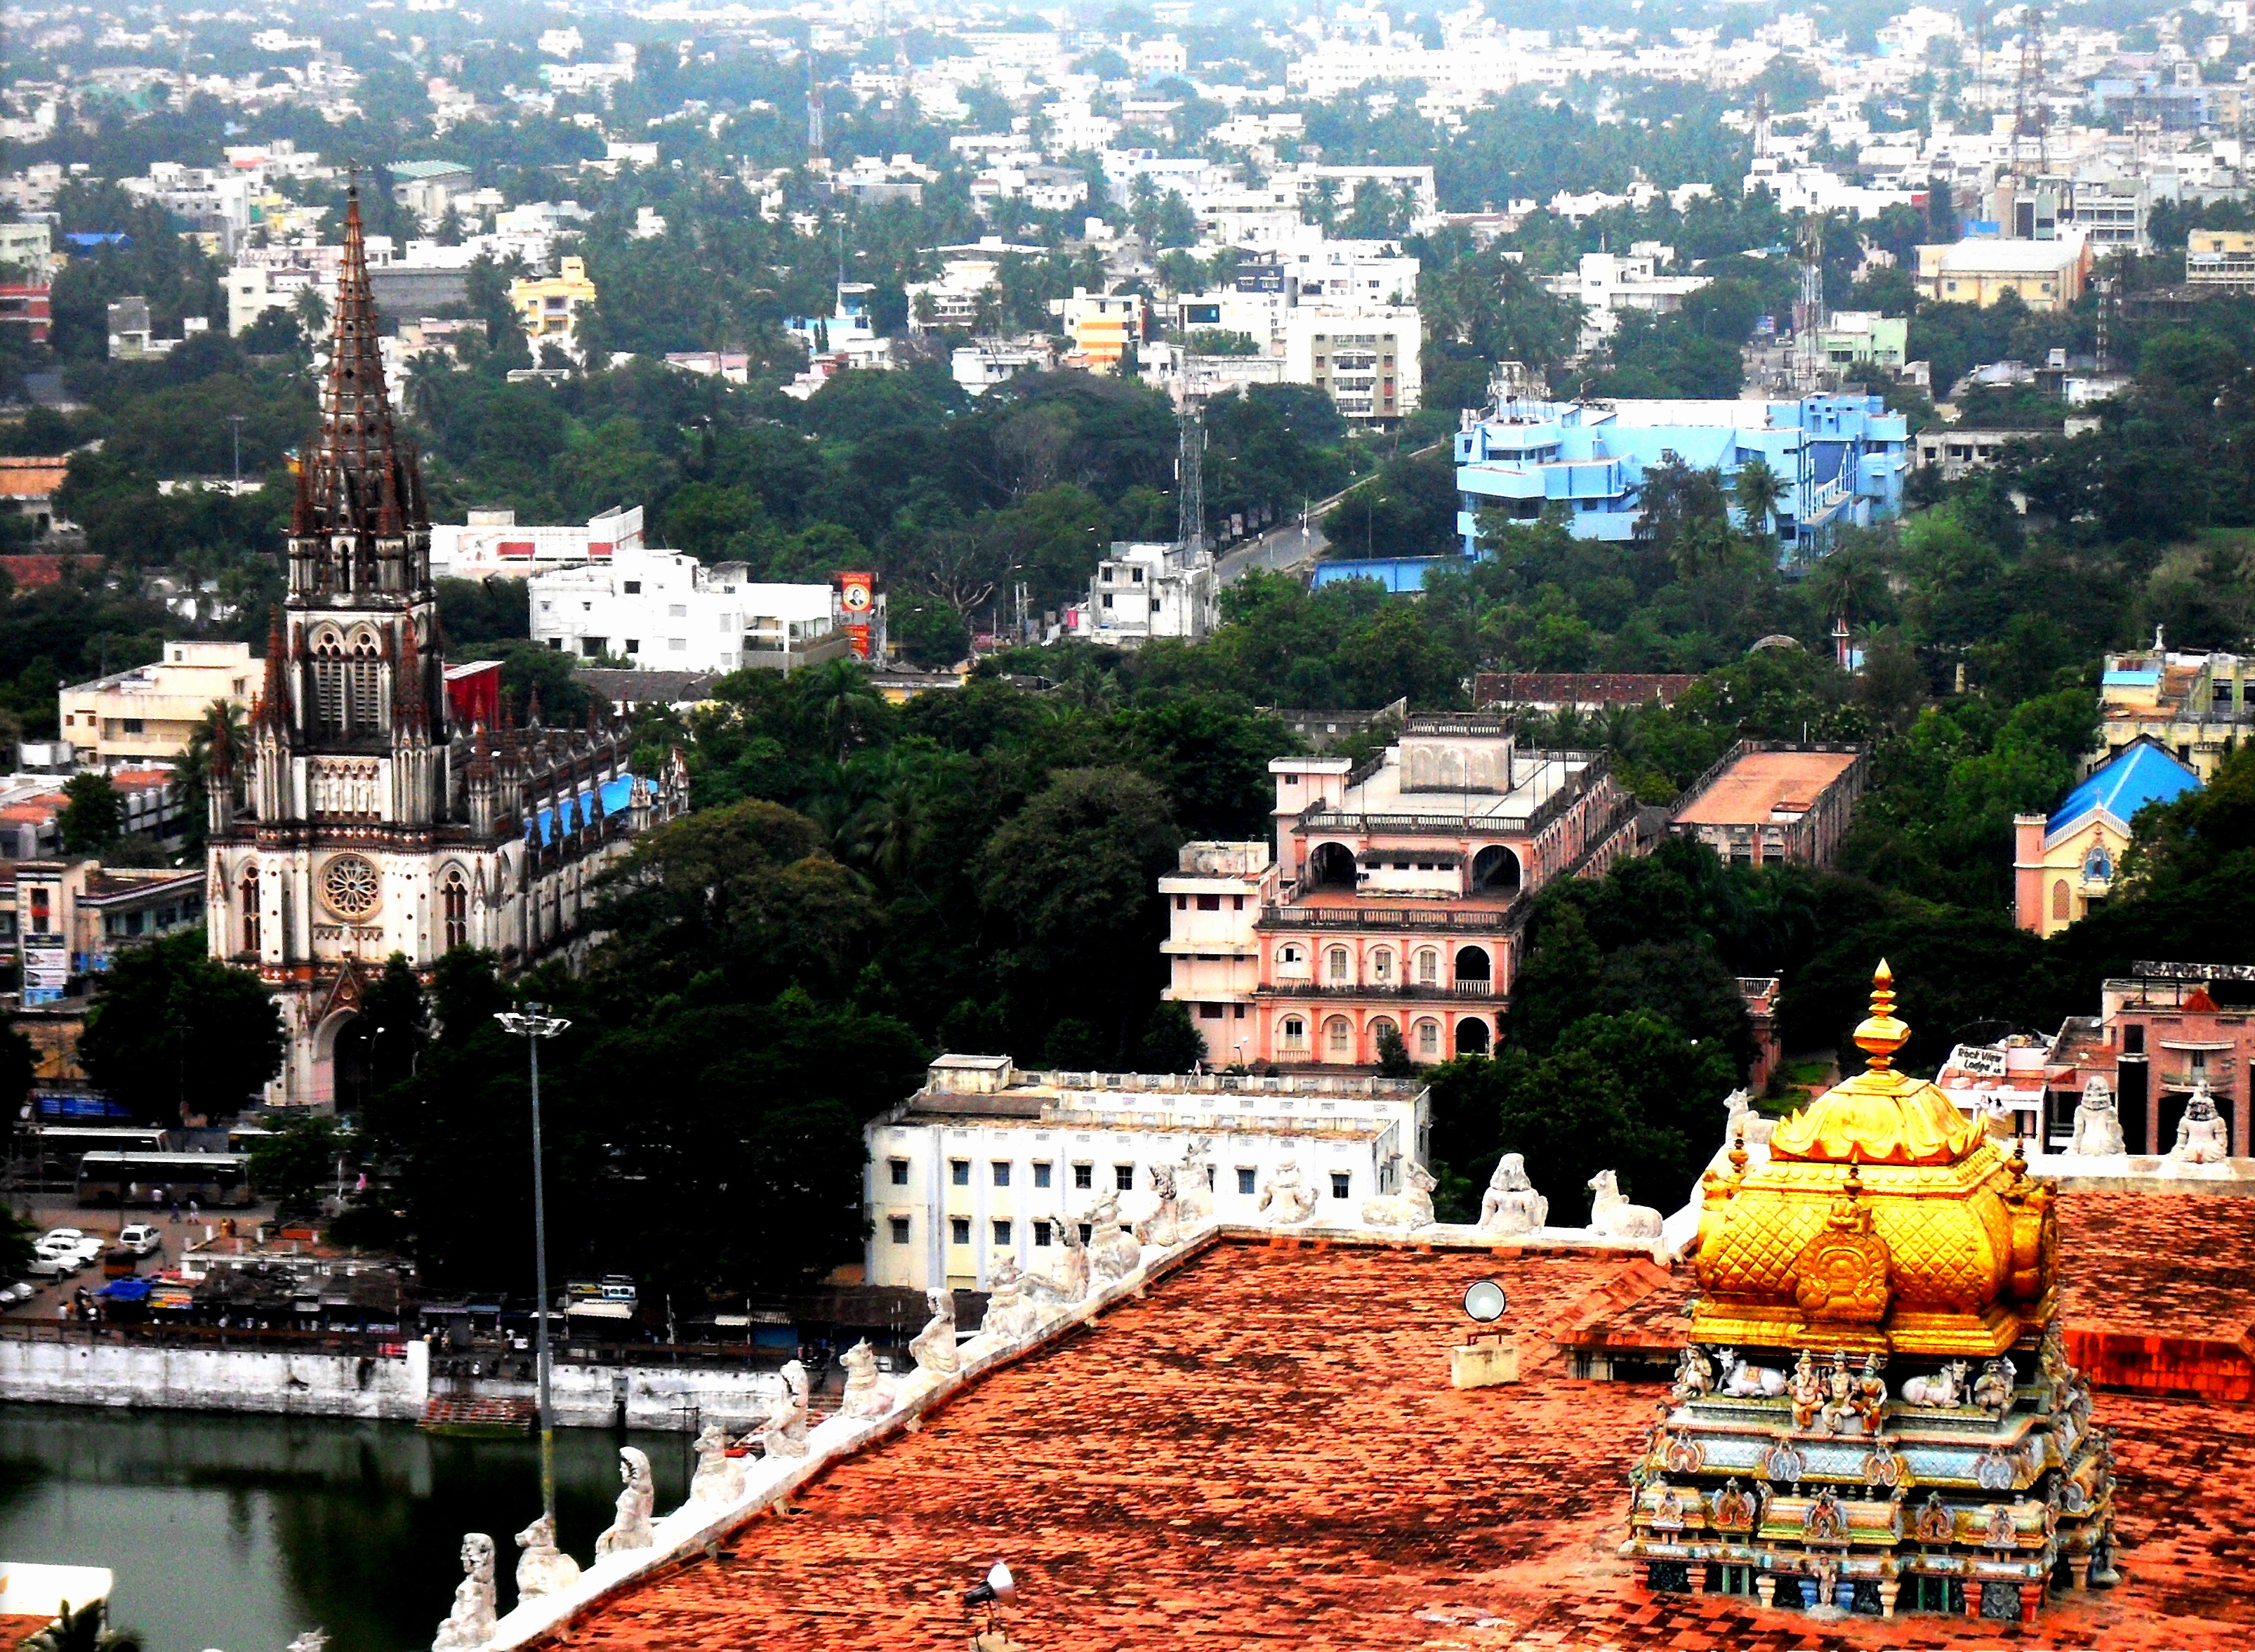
left=322, top=854, right=381, bottom=918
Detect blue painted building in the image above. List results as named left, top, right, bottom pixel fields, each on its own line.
left=1312, top=393, right=1907, bottom=592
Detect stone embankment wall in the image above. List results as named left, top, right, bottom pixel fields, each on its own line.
left=0, top=1337, right=783, bottom=1429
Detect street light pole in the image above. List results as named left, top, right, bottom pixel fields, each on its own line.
left=496, top=1002, right=570, bottom=1526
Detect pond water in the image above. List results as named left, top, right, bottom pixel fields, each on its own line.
left=0, top=1406, right=690, bottom=1652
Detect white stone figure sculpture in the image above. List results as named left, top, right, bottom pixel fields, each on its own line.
left=838, top=1338, right=901, bottom=1420
left=288, top=1632, right=330, bottom=1652
left=1135, top=1164, right=1184, bottom=1247
left=1901, top=1360, right=1972, bottom=1408
left=1257, top=1158, right=1321, bottom=1225
left=1669, top=1344, right=1716, bottom=1403
left=1721, top=1089, right=1773, bottom=1149
left=1022, top=1214, right=1090, bottom=1304
left=979, top=1255, right=1040, bottom=1342
left=1716, top=1349, right=1787, bottom=1398
left=1085, top=1191, right=1143, bottom=1283
left=689, top=1422, right=746, bottom=1508
left=1585, top=1170, right=1663, bottom=1238
left=908, top=1289, right=960, bottom=1376
left=513, top=1514, right=579, bottom=1599
left=1358, top=1161, right=1436, bottom=1229
left=1976, top=1092, right=2017, bottom=1145
left=1477, top=1153, right=1549, bottom=1235
left=743, top=1359, right=810, bottom=1458
left=2070, top=1076, right=2127, bottom=1157
left=431, top=1534, right=497, bottom=1652
left=1175, top=1137, right=1215, bottom=1225
left=593, top=1447, right=654, bottom=1557
left=513, top=1512, right=581, bottom=1600
left=2169, top=1080, right=2231, bottom=1166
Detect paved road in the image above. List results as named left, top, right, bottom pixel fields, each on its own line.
left=1212, top=437, right=1451, bottom=587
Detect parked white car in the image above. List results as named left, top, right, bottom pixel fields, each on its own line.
left=117, top=1224, right=162, bottom=1257
left=0, top=1281, right=33, bottom=1304
left=33, top=1229, right=86, bottom=1261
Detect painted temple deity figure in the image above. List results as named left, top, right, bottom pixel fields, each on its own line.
left=2068, top=1076, right=2127, bottom=1158
left=1257, top=1159, right=1320, bottom=1225
left=744, top=1360, right=810, bottom=1458
left=1626, top=963, right=2117, bottom=1623
left=1585, top=1170, right=1662, bottom=1238
left=1669, top=1344, right=1715, bottom=1404
left=1358, top=1161, right=1436, bottom=1229
left=2169, top=1080, right=2231, bottom=1166
left=1973, top=1356, right=2018, bottom=1421
left=512, top=1512, right=580, bottom=1600
left=838, top=1338, right=901, bottom=1420
left=594, top=1448, right=654, bottom=1557
left=1477, top=1153, right=1549, bottom=1235
left=979, top=1256, right=1040, bottom=1342
left=432, top=1534, right=498, bottom=1651
left=908, top=1289, right=960, bottom=1377
left=689, top=1422, right=746, bottom=1508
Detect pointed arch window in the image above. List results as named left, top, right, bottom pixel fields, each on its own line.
left=312, top=635, right=345, bottom=732
left=442, top=871, right=468, bottom=951
left=348, top=633, right=383, bottom=734
left=240, top=867, right=261, bottom=956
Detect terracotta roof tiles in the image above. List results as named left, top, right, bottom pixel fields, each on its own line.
left=550, top=1230, right=2255, bottom=1652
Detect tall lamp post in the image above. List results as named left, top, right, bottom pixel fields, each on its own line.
left=496, top=1002, right=570, bottom=1525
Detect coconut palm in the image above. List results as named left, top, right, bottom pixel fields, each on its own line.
left=1734, top=456, right=1785, bottom=540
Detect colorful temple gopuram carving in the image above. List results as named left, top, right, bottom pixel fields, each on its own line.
left=1622, top=962, right=2118, bottom=1622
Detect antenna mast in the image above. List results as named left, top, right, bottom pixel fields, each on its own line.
left=805, top=50, right=826, bottom=165
left=2012, top=8, right=2047, bottom=176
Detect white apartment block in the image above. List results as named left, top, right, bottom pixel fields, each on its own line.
left=1549, top=248, right=1711, bottom=352
left=1282, top=307, right=1422, bottom=421
left=430, top=505, right=645, bottom=580
left=863, top=1056, right=1432, bottom=1292
left=529, top=546, right=838, bottom=672
left=1073, top=541, right=1219, bottom=645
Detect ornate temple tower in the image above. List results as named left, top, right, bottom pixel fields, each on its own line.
left=1622, top=963, right=2117, bottom=1623
left=206, top=181, right=685, bottom=1110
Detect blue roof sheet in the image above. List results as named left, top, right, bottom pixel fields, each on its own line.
left=2048, top=741, right=2201, bottom=839
left=2101, top=669, right=2160, bottom=686
left=529, top=774, right=637, bottom=845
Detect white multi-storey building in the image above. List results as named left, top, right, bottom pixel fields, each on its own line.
left=863, top=1055, right=1432, bottom=1292
left=1071, top=541, right=1218, bottom=645
left=1281, top=305, right=1422, bottom=421
left=529, top=546, right=841, bottom=672
left=430, top=505, right=644, bottom=580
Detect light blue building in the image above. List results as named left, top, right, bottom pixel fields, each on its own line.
left=1312, top=393, right=1907, bottom=591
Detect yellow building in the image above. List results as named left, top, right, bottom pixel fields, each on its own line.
left=2013, top=736, right=2202, bottom=937
left=2089, top=644, right=2251, bottom=780
left=509, top=256, right=596, bottom=355
left=1047, top=288, right=1144, bottom=374
left=1914, top=235, right=2089, bottom=311
left=2185, top=230, right=2255, bottom=291
left=58, top=641, right=254, bottom=765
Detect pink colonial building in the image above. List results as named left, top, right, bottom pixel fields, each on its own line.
left=1161, top=715, right=1641, bottom=1069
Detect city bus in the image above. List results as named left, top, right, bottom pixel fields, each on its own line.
left=76, top=1151, right=253, bottom=1209
left=17, top=1127, right=166, bottom=1188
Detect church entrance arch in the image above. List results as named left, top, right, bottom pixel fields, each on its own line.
left=315, top=1010, right=373, bottom=1114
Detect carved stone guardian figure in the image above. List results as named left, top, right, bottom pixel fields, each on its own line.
left=1135, top=1165, right=1184, bottom=1247
left=743, top=1359, right=811, bottom=1459
left=2169, top=1079, right=2231, bottom=1166
left=838, top=1338, right=901, bottom=1420
left=1477, top=1152, right=1548, bottom=1235
left=1085, top=1192, right=1143, bottom=1283
left=1358, top=1161, right=1436, bottom=1229
left=1257, top=1158, right=1320, bottom=1225
left=513, top=1513, right=580, bottom=1601
left=908, top=1289, right=960, bottom=1376
left=689, top=1422, right=746, bottom=1507
left=593, top=1447, right=654, bottom=1557
left=2069, top=1076, right=2127, bottom=1157
left=432, top=1533, right=498, bottom=1651
left=979, top=1256, right=1040, bottom=1342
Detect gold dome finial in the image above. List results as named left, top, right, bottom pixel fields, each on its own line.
left=1852, top=958, right=1909, bottom=1071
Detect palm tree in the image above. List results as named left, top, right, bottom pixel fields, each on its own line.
left=177, top=699, right=251, bottom=853
left=790, top=659, right=890, bottom=765
left=1808, top=546, right=1891, bottom=630
left=1734, top=457, right=1785, bottom=541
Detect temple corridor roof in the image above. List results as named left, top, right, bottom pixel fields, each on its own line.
left=552, top=1226, right=2255, bottom=1652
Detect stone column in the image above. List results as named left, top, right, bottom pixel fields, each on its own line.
left=2071, top=1556, right=2091, bottom=1590
left=1755, top=1573, right=1777, bottom=1609
left=1688, top=1563, right=1708, bottom=1596
left=1964, top=1578, right=1983, bottom=1619
left=2018, top=1582, right=2042, bottom=1624
left=1877, top=1578, right=1900, bottom=1618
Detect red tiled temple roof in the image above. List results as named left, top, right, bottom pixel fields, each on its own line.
left=550, top=1228, right=2255, bottom=1651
